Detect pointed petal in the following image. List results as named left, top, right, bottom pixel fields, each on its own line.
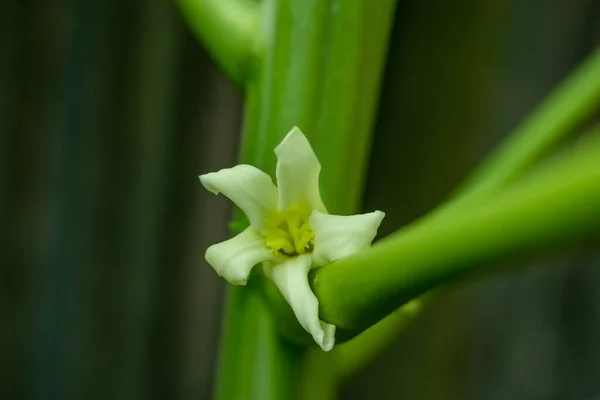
left=310, top=210, right=385, bottom=266
left=200, top=164, right=278, bottom=229
left=267, top=254, right=336, bottom=351
left=275, top=127, right=327, bottom=213
left=205, top=227, right=275, bottom=285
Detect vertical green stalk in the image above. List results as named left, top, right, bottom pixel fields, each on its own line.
left=242, top=0, right=397, bottom=215
left=216, top=284, right=302, bottom=400
left=216, top=0, right=397, bottom=399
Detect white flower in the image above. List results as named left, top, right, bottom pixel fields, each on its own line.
left=200, top=127, right=385, bottom=351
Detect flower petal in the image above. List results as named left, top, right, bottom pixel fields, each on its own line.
left=205, top=227, right=275, bottom=285
left=310, top=210, right=385, bottom=266
left=275, top=127, right=327, bottom=213
left=200, top=164, right=278, bottom=229
left=266, top=254, right=336, bottom=351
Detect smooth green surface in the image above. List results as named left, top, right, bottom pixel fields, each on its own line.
left=314, top=131, right=600, bottom=334
left=215, top=285, right=301, bottom=400
left=176, top=0, right=260, bottom=87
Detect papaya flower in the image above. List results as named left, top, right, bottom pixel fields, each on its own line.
left=199, top=127, right=384, bottom=351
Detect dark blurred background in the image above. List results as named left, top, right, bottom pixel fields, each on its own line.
left=2, top=0, right=600, bottom=399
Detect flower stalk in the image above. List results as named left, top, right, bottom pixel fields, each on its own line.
left=313, top=130, right=600, bottom=336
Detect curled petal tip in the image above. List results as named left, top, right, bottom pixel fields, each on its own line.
left=204, top=228, right=274, bottom=286
left=198, top=173, right=219, bottom=195
left=198, top=165, right=279, bottom=229
left=319, top=322, right=336, bottom=351
left=205, top=246, right=250, bottom=285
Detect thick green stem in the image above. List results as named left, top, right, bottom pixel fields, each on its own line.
left=242, top=0, right=396, bottom=214
left=332, top=46, right=600, bottom=375
left=314, top=132, right=600, bottom=336
left=176, top=0, right=260, bottom=87
left=323, top=48, right=600, bottom=343
left=213, top=0, right=397, bottom=399
left=215, top=285, right=302, bottom=400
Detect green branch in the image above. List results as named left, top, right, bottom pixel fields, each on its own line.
left=454, top=48, right=600, bottom=202
left=332, top=298, right=425, bottom=379
left=331, top=47, right=600, bottom=372
left=318, top=48, right=600, bottom=340
left=314, top=131, right=600, bottom=336
left=176, top=0, right=261, bottom=87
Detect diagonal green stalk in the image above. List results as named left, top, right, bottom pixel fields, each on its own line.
left=454, top=48, right=600, bottom=202
left=333, top=47, right=600, bottom=376
left=332, top=297, right=425, bottom=379
left=314, top=130, right=600, bottom=336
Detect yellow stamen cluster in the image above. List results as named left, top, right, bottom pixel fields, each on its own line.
left=263, top=214, right=314, bottom=257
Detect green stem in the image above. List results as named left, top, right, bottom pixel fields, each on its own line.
left=215, top=285, right=302, bottom=400
left=176, top=0, right=260, bottom=87
left=332, top=44, right=600, bottom=376
left=332, top=298, right=425, bottom=379
left=454, top=48, right=600, bottom=202
left=242, top=0, right=396, bottom=215
left=214, top=0, right=397, bottom=399
left=314, top=131, right=600, bottom=337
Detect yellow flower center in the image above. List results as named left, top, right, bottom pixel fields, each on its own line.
left=263, top=214, right=314, bottom=257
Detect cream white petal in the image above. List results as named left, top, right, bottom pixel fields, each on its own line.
left=205, top=227, right=275, bottom=285
left=200, top=164, right=278, bottom=229
left=310, top=210, right=385, bottom=266
left=275, top=127, right=327, bottom=213
left=267, top=254, right=336, bottom=351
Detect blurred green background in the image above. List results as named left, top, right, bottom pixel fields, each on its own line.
left=2, top=0, right=599, bottom=399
